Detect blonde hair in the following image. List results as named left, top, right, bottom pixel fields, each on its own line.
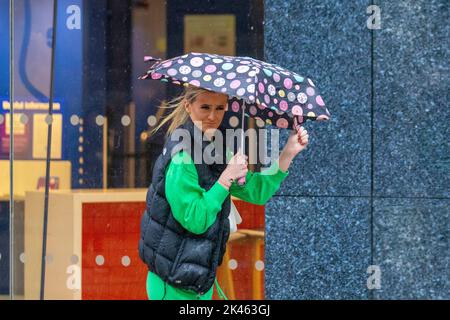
left=150, top=85, right=219, bottom=138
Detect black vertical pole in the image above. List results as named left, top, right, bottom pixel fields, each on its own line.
left=40, top=0, right=58, bottom=300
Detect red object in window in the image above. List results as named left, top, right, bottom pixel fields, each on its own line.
left=81, top=199, right=264, bottom=300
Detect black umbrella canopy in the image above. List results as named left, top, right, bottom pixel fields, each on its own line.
left=139, top=52, right=330, bottom=130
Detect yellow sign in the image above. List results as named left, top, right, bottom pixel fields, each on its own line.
left=5, top=113, right=26, bottom=135
left=32, top=113, right=62, bottom=159
left=184, top=15, right=236, bottom=55
left=2, top=100, right=61, bottom=111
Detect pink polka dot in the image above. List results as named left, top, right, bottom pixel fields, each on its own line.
left=162, top=61, right=172, bottom=68
left=205, top=65, right=217, bottom=73
left=274, top=98, right=278, bottom=104
left=231, top=101, right=240, bottom=112
left=292, top=105, right=303, bottom=115
left=230, top=80, right=241, bottom=89
left=279, top=100, right=288, bottom=111
left=249, top=106, right=257, bottom=115
left=268, top=111, right=273, bottom=117
left=264, top=95, right=270, bottom=104
left=307, top=103, right=313, bottom=109
left=316, top=95, right=325, bottom=106
left=189, top=80, right=200, bottom=87
left=177, top=59, right=183, bottom=63
left=276, top=118, right=288, bottom=128
left=258, top=82, right=265, bottom=93
left=151, top=72, right=162, bottom=79
left=283, top=78, right=293, bottom=89
left=273, top=73, right=280, bottom=82
left=295, top=85, right=300, bottom=90
left=306, top=87, right=315, bottom=96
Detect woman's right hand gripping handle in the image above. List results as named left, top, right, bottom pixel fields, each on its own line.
left=218, top=149, right=248, bottom=190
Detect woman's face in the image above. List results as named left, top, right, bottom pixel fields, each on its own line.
left=185, top=91, right=228, bottom=133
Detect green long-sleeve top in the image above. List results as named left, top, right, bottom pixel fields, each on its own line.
left=166, top=150, right=289, bottom=235
left=146, top=149, right=289, bottom=300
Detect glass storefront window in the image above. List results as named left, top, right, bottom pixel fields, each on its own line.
left=2, top=0, right=265, bottom=300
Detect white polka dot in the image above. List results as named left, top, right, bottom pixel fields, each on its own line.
left=45, top=114, right=53, bottom=125
left=236, top=65, right=250, bottom=73
left=247, top=84, right=255, bottom=93
left=121, top=256, right=131, bottom=267
left=268, top=85, right=276, bottom=96
left=212, top=58, right=223, bottom=64
left=147, top=115, right=157, bottom=126
left=95, top=115, right=105, bottom=126
left=45, top=254, right=53, bottom=264
left=228, top=259, right=238, bottom=270
left=71, top=254, right=79, bottom=264
left=297, top=92, right=308, bottom=104
left=163, top=147, right=167, bottom=155
left=179, top=65, right=191, bottom=75
left=95, top=255, right=105, bottom=266
left=70, top=115, right=80, bottom=126
left=190, top=57, right=204, bottom=67
left=248, top=70, right=257, bottom=77
left=19, top=253, right=26, bottom=263
left=19, top=114, right=29, bottom=125
left=213, top=78, right=226, bottom=87
left=121, top=115, right=131, bottom=126
left=255, top=260, right=264, bottom=271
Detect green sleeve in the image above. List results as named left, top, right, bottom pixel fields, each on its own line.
left=165, top=151, right=230, bottom=235
left=229, top=161, right=289, bottom=205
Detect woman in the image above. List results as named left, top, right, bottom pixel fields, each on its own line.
left=138, top=85, right=309, bottom=300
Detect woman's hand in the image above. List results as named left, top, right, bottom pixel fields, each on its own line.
left=282, top=125, right=309, bottom=158
left=278, top=123, right=309, bottom=173
left=218, top=149, right=248, bottom=190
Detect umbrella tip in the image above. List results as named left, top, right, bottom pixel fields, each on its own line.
left=144, top=55, right=162, bottom=62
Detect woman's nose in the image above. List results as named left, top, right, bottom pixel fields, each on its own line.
left=208, top=112, right=216, bottom=121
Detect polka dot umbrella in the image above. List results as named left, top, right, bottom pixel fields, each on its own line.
left=139, top=52, right=331, bottom=184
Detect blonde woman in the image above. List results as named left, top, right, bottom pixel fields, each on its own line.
left=138, top=85, right=309, bottom=300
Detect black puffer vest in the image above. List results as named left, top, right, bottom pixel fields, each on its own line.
left=138, top=117, right=231, bottom=295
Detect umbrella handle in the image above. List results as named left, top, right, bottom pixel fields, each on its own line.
left=237, top=176, right=246, bottom=186
left=237, top=102, right=247, bottom=186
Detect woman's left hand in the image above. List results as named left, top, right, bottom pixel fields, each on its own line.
left=282, top=125, right=309, bottom=158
